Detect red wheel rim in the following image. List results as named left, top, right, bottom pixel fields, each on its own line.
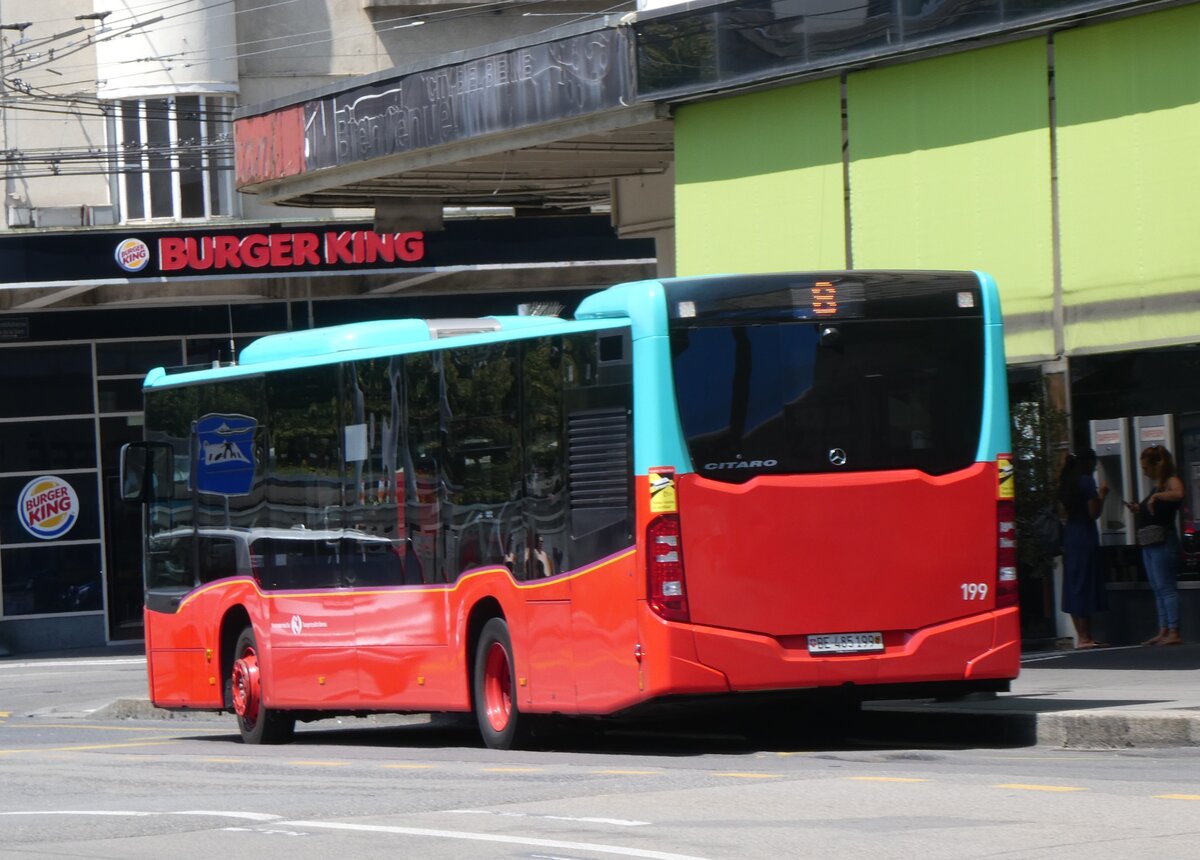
left=231, top=647, right=260, bottom=727
left=483, top=641, right=512, bottom=733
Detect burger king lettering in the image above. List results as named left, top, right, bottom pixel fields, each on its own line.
left=157, top=230, right=424, bottom=272
left=18, top=476, right=80, bottom=540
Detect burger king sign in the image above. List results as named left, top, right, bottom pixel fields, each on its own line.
left=115, top=237, right=150, bottom=273
left=18, top=476, right=80, bottom=540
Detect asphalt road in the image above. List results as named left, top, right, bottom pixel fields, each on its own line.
left=2, top=652, right=1200, bottom=859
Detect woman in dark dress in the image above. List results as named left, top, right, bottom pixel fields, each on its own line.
left=1057, top=449, right=1109, bottom=649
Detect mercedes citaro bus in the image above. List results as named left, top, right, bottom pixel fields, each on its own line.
left=121, top=271, right=1019, bottom=748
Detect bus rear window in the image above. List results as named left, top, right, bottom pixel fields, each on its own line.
left=670, top=318, right=984, bottom=481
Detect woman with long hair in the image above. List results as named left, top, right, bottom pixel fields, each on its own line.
left=1057, top=448, right=1109, bottom=649
left=1126, top=445, right=1185, bottom=646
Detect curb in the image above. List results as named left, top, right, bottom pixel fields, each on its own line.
left=92, top=699, right=434, bottom=729
left=93, top=699, right=203, bottom=721
left=1036, top=710, right=1200, bottom=748
left=864, top=703, right=1200, bottom=749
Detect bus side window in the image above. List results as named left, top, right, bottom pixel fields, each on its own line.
left=404, top=352, right=443, bottom=583
left=521, top=335, right=565, bottom=582
left=197, top=538, right=238, bottom=584
left=442, top=344, right=520, bottom=581
left=563, top=331, right=634, bottom=571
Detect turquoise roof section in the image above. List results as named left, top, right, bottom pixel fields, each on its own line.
left=974, top=270, right=1013, bottom=461
left=239, top=319, right=433, bottom=365
left=144, top=314, right=625, bottom=389
left=578, top=278, right=693, bottom=476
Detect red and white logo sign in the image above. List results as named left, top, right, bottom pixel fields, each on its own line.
left=157, top=230, right=425, bottom=272
left=115, top=238, right=150, bottom=272
left=18, top=476, right=79, bottom=540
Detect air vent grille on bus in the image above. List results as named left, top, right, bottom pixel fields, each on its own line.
left=567, top=408, right=630, bottom=509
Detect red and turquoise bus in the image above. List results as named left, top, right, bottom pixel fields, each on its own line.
left=121, top=271, right=1018, bottom=748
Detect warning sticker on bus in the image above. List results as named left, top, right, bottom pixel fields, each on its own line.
left=648, top=468, right=677, bottom=513
left=997, top=454, right=1014, bottom=500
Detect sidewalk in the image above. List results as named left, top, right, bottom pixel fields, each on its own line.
left=867, top=642, right=1200, bottom=748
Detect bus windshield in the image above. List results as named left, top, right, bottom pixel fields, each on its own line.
left=669, top=280, right=984, bottom=482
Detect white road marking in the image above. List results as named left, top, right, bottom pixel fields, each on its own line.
left=224, top=826, right=309, bottom=836
left=0, top=809, right=708, bottom=858
left=281, top=819, right=712, bottom=859
left=451, top=809, right=650, bottom=827
left=0, top=811, right=156, bottom=817
left=173, top=811, right=282, bottom=821
left=0, top=659, right=144, bottom=670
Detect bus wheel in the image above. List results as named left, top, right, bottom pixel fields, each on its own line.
left=230, top=626, right=295, bottom=745
left=473, top=618, right=530, bottom=750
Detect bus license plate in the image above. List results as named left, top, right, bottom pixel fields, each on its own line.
left=807, top=632, right=884, bottom=654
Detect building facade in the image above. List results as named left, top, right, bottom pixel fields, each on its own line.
left=0, top=0, right=652, bottom=653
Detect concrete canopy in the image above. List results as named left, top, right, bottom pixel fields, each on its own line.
left=233, top=22, right=675, bottom=213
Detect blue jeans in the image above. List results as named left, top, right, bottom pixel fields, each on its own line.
left=1142, top=532, right=1181, bottom=629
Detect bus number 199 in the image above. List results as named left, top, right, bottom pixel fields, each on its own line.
left=961, top=582, right=989, bottom=600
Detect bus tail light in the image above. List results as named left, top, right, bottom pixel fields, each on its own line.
left=996, top=498, right=1018, bottom=608
left=647, top=514, right=689, bottom=622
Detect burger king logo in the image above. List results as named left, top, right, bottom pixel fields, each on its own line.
left=115, top=237, right=150, bottom=272
left=18, top=476, right=80, bottom=540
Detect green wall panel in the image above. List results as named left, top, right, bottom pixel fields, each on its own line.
left=1056, top=5, right=1200, bottom=354
left=847, top=39, right=1055, bottom=363
left=674, top=81, right=845, bottom=276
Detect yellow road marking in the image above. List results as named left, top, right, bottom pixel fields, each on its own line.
left=481, top=767, right=544, bottom=773
left=1, top=723, right=228, bottom=734
left=594, top=769, right=659, bottom=775
left=0, top=740, right=178, bottom=754
left=850, top=777, right=930, bottom=783
left=382, top=764, right=436, bottom=770
left=1155, top=794, right=1200, bottom=801
left=713, top=772, right=782, bottom=779
left=0, top=712, right=10, bottom=718
left=995, top=784, right=1087, bottom=793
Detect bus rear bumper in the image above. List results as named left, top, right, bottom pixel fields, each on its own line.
left=689, top=607, right=1021, bottom=692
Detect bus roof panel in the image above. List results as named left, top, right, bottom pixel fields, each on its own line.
left=143, top=315, right=629, bottom=388
left=239, top=319, right=434, bottom=366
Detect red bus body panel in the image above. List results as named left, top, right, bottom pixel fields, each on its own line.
left=145, top=550, right=644, bottom=716
left=145, top=463, right=1016, bottom=717
left=654, top=462, right=1019, bottom=690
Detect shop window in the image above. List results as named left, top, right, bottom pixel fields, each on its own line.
left=0, top=420, right=96, bottom=473
left=110, top=96, right=237, bottom=223
left=96, top=340, right=183, bottom=376
left=186, top=336, right=257, bottom=367
left=0, top=344, right=93, bottom=418
left=98, top=379, right=146, bottom=414
left=1, top=544, right=103, bottom=616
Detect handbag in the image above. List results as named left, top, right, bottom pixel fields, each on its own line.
left=1136, top=524, right=1167, bottom=546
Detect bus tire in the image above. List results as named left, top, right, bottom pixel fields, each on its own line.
left=230, top=626, right=295, bottom=745
left=473, top=617, right=530, bottom=750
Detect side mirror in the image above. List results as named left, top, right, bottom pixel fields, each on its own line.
left=120, top=441, right=175, bottom=502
